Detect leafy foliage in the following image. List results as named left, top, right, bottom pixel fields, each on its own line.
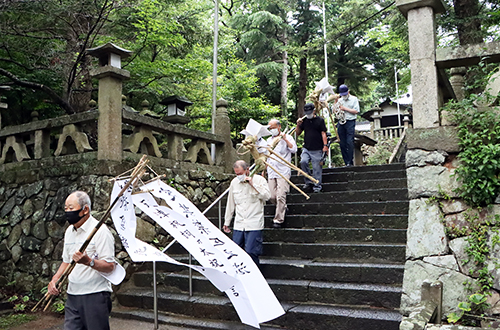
left=441, top=94, right=500, bottom=206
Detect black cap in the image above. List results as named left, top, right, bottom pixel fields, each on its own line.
left=304, top=103, right=315, bottom=114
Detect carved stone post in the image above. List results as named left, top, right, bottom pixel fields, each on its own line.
left=167, top=135, right=184, bottom=161
left=397, top=0, right=446, bottom=128
left=87, top=43, right=132, bottom=161
left=214, top=99, right=237, bottom=172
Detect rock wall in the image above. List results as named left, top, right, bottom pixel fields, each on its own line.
left=401, top=128, right=500, bottom=321
left=0, top=155, right=233, bottom=295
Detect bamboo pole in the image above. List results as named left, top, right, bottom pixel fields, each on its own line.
left=265, top=161, right=310, bottom=200
left=33, top=155, right=149, bottom=312
left=265, top=147, right=319, bottom=184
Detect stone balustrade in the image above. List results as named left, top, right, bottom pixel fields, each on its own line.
left=374, top=126, right=405, bottom=140
left=0, top=106, right=234, bottom=174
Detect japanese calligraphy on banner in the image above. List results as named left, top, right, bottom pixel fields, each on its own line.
left=110, top=180, right=284, bottom=328
left=110, top=182, right=237, bottom=293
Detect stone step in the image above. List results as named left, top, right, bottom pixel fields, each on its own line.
left=291, top=169, right=407, bottom=184
left=132, top=272, right=402, bottom=308
left=208, top=214, right=409, bottom=230
left=263, top=227, right=407, bottom=244
left=139, top=257, right=405, bottom=285
left=265, top=214, right=409, bottom=229
left=321, top=163, right=406, bottom=173
left=263, top=241, right=406, bottom=263
left=291, top=178, right=408, bottom=193
left=265, top=201, right=409, bottom=216
left=111, top=306, right=283, bottom=330
left=116, top=288, right=401, bottom=330
left=205, top=201, right=409, bottom=218
left=292, top=163, right=406, bottom=175
left=285, top=188, right=408, bottom=203
left=260, top=258, right=404, bottom=284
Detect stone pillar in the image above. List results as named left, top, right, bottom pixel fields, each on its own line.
left=403, top=113, right=411, bottom=129
left=92, top=69, right=129, bottom=161
left=34, top=130, right=50, bottom=159
left=214, top=99, right=238, bottom=173
left=0, top=86, right=10, bottom=129
left=397, top=0, right=445, bottom=128
left=87, top=43, right=132, bottom=161
left=167, top=134, right=184, bottom=161
left=373, top=112, right=381, bottom=130
left=450, top=67, right=466, bottom=101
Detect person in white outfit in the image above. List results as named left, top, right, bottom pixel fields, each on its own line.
left=266, top=119, right=297, bottom=228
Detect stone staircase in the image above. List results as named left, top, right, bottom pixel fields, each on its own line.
left=115, top=163, right=408, bottom=329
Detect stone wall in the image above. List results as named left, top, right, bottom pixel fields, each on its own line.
left=0, top=154, right=233, bottom=295
left=401, top=127, right=500, bottom=322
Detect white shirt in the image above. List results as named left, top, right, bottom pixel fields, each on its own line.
left=62, top=215, right=115, bottom=295
left=224, top=175, right=271, bottom=231
left=266, top=134, right=297, bottom=180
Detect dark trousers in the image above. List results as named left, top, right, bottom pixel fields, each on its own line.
left=232, top=230, right=263, bottom=267
left=337, top=119, right=356, bottom=166
left=65, top=292, right=112, bottom=330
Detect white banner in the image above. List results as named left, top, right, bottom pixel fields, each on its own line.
left=110, top=180, right=284, bottom=328
left=110, top=181, right=237, bottom=293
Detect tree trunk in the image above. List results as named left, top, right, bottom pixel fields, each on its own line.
left=297, top=56, right=307, bottom=118
left=453, top=0, right=483, bottom=45
left=280, top=31, right=288, bottom=118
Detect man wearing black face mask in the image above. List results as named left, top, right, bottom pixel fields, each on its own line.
left=296, top=103, right=328, bottom=193
left=47, top=191, right=116, bottom=330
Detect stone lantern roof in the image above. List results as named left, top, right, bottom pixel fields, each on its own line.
left=87, top=42, right=132, bottom=59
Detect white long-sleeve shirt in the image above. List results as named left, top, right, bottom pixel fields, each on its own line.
left=224, top=175, right=271, bottom=231
left=266, top=134, right=297, bottom=179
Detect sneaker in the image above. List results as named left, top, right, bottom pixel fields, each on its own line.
left=313, top=187, right=322, bottom=193
left=302, top=184, right=313, bottom=192
left=272, top=222, right=283, bottom=229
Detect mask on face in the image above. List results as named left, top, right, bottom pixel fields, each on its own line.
left=306, top=113, right=314, bottom=119
left=342, top=95, right=349, bottom=101
left=237, top=174, right=246, bottom=183
left=65, top=208, right=84, bottom=225
left=269, top=128, right=279, bottom=136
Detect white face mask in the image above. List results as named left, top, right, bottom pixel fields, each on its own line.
left=306, top=113, right=314, bottom=119
left=237, top=174, right=246, bottom=182
left=342, top=95, right=349, bottom=101
left=269, top=128, right=279, bottom=136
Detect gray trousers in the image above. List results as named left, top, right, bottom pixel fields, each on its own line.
left=300, top=148, right=323, bottom=191
left=65, top=292, right=112, bottom=330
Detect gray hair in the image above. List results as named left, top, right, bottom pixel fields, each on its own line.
left=233, top=160, right=249, bottom=171
left=72, top=191, right=92, bottom=211
left=269, top=119, right=281, bottom=127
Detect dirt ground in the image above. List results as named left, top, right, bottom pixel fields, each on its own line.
left=6, top=312, right=175, bottom=330
left=7, top=312, right=64, bottom=330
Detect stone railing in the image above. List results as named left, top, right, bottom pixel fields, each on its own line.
left=374, top=126, right=405, bottom=140
left=0, top=100, right=237, bottom=174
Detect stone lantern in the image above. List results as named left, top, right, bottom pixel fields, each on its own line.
left=0, top=86, right=10, bottom=129
left=87, top=43, right=132, bottom=161
left=159, top=95, right=192, bottom=125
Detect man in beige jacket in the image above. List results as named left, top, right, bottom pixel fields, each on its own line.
left=223, top=160, right=271, bottom=267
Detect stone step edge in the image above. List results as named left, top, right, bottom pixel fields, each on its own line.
left=147, top=255, right=407, bottom=268
left=264, top=241, right=406, bottom=247
left=117, top=289, right=402, bottom=320
left=111, top=306, right=283, bottom=330
left=133, top=272, right=403, bottom=292
left=262, top=227, right=408, bottom=232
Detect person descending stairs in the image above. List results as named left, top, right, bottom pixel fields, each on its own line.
left=115, top=163, right=409, bottom=330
